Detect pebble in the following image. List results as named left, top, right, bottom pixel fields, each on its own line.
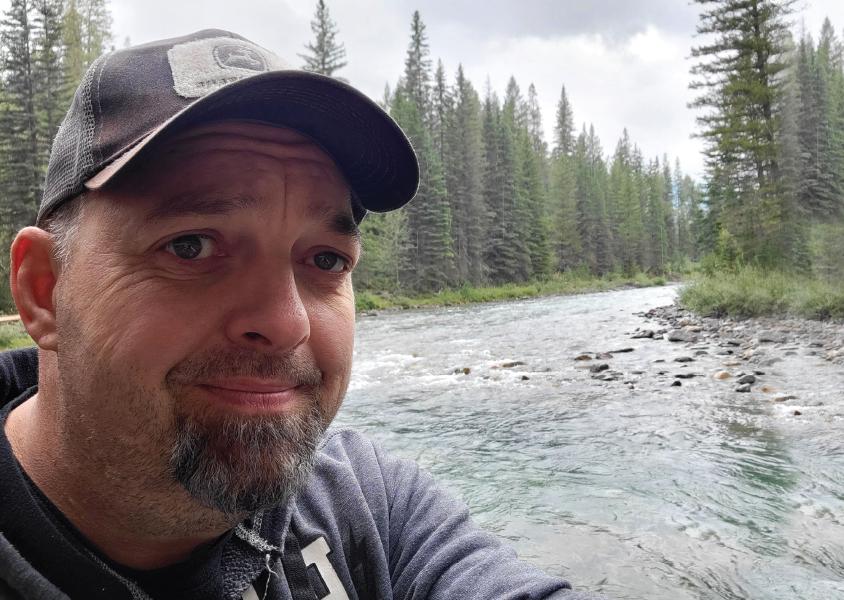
left=611, top=348, right=635, bottom=353
left=671, top=380, right=682, bottom=387
left=574, top=354, right=592, bottom=361
left=793, top=410, right=802, bottom=416
left=714, top=371, right=731, bottom=380
left=589, top=363, right=610, bottom=374
left=759, top=385, right=776, bottom=393
left=736, top=384, right=752, bottom=393
left=675, top=373, right=697, bottom=379
left=501, top=361, right=526, bottom=368
left=774, top=395, right=798, bottom=402
left=674, top=356, right=694, bottom=363
left=737, top=374, right=757, bottom=385
left=596, top=352, right=613, bottom=360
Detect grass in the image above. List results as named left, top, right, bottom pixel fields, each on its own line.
left=0, top=320, right=33, bottom=351
left=355, top=271, right=668, bottom=312
left=679, top=266, right=844, bottom=320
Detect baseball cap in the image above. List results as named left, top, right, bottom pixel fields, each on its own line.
left=37, top=29, right=419, bottom=225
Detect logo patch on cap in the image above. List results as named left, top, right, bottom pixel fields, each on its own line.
left=168, top=36, right=288, bottom=99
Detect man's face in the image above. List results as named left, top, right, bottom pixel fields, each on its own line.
left=52, top=121, right=360, bottom=516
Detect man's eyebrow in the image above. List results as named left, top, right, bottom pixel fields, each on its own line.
left=327, top=211, right=361, bottom=244
left=143, top=194, right=258, bottom=223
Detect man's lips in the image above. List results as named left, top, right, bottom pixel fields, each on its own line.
left=194, top=378, right=302, bottom=411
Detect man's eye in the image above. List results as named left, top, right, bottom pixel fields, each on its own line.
left=164, top=234, right=216, bottom=260
left=311, top=251, right=348, bottom=273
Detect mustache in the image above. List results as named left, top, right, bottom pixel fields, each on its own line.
left=165, top=348, right=323, bottom=388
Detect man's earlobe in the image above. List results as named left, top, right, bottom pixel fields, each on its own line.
left=10, top=227, right=59, bottom=351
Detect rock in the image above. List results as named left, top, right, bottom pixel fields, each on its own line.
left=760, top=385, right=776, bottom=394
left=675, top=373, right=697, bottom=379
left=671, top=380, right=682, bottom=387
left=722, top=339, right=742, bottom=347
left=758, top=331, right=787, bottom=344
left=668, top=329, right=699, bottom=343
left=737, top=374, right=757, bottom=385
left=714, top=371, right=732, bottom=380
left=521, top=375, right=530, bottom=381
left=736, top=384, right=752, bottom=393
left=596, top=352, right=613, bottom=360
left=793, top=410, right=802, bottom=416
left=723, top=361, right=742, bottom=367
left=589, top=363, right=610, bottom=374
left=631, top=370, right=645, bottom=375
left=775, top=395, right=798, bottom=402
left=695, top=350, right=709, bottom=356
left=453, top=367, right=471, bottom=375
left=753, top=370, right=766, bottom=376
left=632, top=330, right=655, bottom=339
left=574, top=354, right=592, bottom=361
left=785, top=351, right=798, bottom=356
left=599, top=372, right=622, bottom=382
left=653, top=359, right=665, bottom=363
left=674, top=356, right=694, bottom=363
left=611, top=347, right=635, bottom=353
left=501, top=361, right=526, bottom=368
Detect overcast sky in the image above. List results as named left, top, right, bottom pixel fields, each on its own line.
left=17, top=1, right=844, bottom=178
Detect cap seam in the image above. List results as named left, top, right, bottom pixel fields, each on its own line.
left=93, top=51, right=114, bottom=167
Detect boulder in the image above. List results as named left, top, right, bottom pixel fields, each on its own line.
left=668, top=329, right=699, bottom=343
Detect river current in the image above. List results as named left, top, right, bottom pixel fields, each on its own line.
left=336, top=285, right=844, bottom=600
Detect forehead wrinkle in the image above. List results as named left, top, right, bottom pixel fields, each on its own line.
left=143, top=193, right=258, bottom=224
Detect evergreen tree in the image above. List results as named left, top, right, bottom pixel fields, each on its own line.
left=32, top=0, right=65, bottom=167
left=391, top=13, right=452, bottom=291
left=690, top=0, right=800, bottom=268
left=549, top=85, right=581, bottom=270
left=446, top=65, right=486, bottom=283
left=299, top=0, right=347, bottom=79
left=1, top=0, right=41, bottom=231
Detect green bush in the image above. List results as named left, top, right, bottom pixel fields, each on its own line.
left=679, top=267, right=844, bottom=320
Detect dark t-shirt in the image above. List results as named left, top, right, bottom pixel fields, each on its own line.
left=0, top=348, right=231, bottom=599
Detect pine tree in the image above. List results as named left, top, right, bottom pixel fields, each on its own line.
left=32, top=0, right=65, bottom=167
left=690, top=0, right=800, bottom=268
left=446, top=65, right=486, bottom=283
left=549, top=85, right=581, bottom=270
left=78, top=0, right=111, bottom=62
left=1, top=0, right=41, bottom=231
left=391, top=13, right=453, bottom=291
left=299, top=0, right=347, bottom=79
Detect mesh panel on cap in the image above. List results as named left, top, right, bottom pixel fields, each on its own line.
left=39, top=54, right=105, bottom=222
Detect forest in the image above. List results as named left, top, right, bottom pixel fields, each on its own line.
left=0, top=0, right=843, bottom=315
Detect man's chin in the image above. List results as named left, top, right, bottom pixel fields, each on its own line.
left=169, top=406, right=326, bottom=515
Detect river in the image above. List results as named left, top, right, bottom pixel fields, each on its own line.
left=336, top=285, right=844, bottom=600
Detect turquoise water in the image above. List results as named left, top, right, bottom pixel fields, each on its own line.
left=338, top=286, right=844, bottom=600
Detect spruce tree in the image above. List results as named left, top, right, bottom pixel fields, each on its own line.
left=299, top=0, right=347, bottom=79
left=690, top=0, right=800, bottom=268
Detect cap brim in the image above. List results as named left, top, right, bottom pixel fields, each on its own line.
left=86, top=70, right=419, bottom=213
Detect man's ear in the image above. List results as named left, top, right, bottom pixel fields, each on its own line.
left=10, top=227, right=59, bottom=351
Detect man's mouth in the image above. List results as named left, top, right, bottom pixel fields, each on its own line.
left=195, top=378, right=302, bottom=412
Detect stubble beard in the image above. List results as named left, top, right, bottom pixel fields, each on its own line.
left=166, top=349, right=335, bottom=518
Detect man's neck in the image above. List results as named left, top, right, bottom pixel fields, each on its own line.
left=5, top=392, right=240, bottom=570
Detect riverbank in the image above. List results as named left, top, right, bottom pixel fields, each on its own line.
left=679, top=267, right=844, bottom=320
left=355, top=272, right=668, bottom=312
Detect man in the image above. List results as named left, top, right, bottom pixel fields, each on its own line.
left=0, top=30, right=603, bottom=599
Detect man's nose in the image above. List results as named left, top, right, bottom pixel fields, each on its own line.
left=224, top=261, right=310, bottom=352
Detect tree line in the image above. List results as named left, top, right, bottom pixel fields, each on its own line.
left=0, top=0, right=112, bottom=309
left=691, top=0, right=844, bottom=281
left=356, top=11, right=702, bottom=293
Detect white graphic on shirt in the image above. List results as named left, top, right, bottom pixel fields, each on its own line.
left=242, top=585, right=260, bottom=600
left=241, top=537, right=348, bottom=600
left=301, top=537, right=350, bottom=600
